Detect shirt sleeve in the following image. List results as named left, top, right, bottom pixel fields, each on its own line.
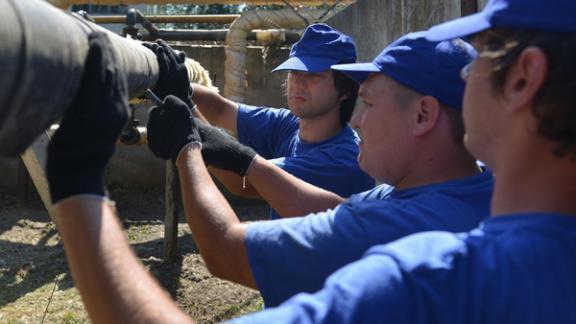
left=244, top=186, right=488, bottom=307
left=236, top=104, right=298, bottom=159
left=245, top=199, right=429, bottom=307
left=230, top=244, right=417, bottom=324
left=233, top=232, right=469, bottom=324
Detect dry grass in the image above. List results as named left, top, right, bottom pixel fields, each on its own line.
left=0, top=187, right=268, bottom=323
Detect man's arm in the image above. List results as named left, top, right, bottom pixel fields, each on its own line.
left=176, top=146, right=257, bottom=287
left=192, top=84, right=239, bottom=135
left=55, top=197, right=192, bottom=324
left=198, top=122, right=346, bottom=217
left=48, top=33, right=192, bottom=323
left=208, top=167, right=262, bottom=199
left=147, top=95, right=257, bottom=288
left=247, top=157, right=345, bottom=217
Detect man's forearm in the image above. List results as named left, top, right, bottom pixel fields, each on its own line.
left=176, top=146, right=256, bottom=288
left=246, top=156, right=346, bottom=217
left=192, top=84, right=238, bottom=134
left=55, top=196, right=192, bottom=324
left=208, top=167, right=262, bottom=199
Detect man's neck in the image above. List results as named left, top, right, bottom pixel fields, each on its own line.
left=297, top=112, right=343, bottom=143
left=394, top=142, right=481, bottom=191
left=490, top=154, right=576, bottom=217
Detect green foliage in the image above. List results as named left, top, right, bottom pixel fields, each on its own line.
left=144, top=4, right=292, bottom=30
left=143, top=4, right=245, bottom=29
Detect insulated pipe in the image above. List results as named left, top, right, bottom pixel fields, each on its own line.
left=224, top=8, right=324, bottom=102
left=0, top=0, right=159, bottom=156
left=49, top=0, right=354, bottom=8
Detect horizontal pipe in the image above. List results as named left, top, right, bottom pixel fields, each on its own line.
left=140, top=29, right=300, bottom=44
left=0, top=0, right=159, bottom=156
left=93, top=14, right=241, bottom=24
left=50, top=0, right=353, bottom=8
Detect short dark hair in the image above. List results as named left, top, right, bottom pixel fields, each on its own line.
left=332, top=70, right=359, bottom=126
left=477, top=28, right=576, bottom=158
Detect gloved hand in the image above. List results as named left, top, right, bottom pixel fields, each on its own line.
left=147, top=95, right=201, bottom=163
left=142, top=39, right=194, bottom=108
left=196, top=120, right=257, bottom=176
left=46, top=32, right=128, bottom=204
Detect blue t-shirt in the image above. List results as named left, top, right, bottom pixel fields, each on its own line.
left=236, top=104, right=374, bottom=219
left=233, top=214, right=576, bottom=323
left=245, top=171, right=493, bottom=306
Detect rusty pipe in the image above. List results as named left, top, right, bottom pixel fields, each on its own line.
left=93, top=14, right=241, bottom=25
left=0, top=0, right=159, bottom=156
left=139, top=29, right=300, bottom=44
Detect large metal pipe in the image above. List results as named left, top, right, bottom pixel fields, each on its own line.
left=0, top=0, right=159, bottom=156
left=49, top=0, right=354, bottom=8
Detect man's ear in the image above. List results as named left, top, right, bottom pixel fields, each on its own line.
left=503, top=47, right=548, bottom=112
left=412, top=96, right=441, bottom=136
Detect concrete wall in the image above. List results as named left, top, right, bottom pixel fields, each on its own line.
left=328, top=0, right=476, bottom=61
left=175, top=44, right=290, bottom=108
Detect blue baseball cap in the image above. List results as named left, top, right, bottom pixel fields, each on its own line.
left=427, top=0, right=576, bottom=41
left=272, top=23, right=357, bottom=73
left=331, top=32, right=476, bottom=109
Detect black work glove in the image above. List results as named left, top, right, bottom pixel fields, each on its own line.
left=46, top=33, right=128, bottom=204
left=196, top=120, right=257, bottom=176
left=142, top=39, right=194, bottom=107
left=147, top=95, right=201, bottom=163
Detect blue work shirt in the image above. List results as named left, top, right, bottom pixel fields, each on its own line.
left=246, top=171, right=493, bottom=306
left=234, top=213, right=576, bottom=323
left=237, top=104, right=374, bottom=219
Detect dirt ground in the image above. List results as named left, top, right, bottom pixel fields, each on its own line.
left=0, top=184, right=270, bottom=323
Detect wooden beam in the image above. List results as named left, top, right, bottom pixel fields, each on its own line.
left=163, top=162, right=180, bottom=263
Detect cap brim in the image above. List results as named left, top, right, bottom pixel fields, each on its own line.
left=426, top=12, right=492, bottom=41
left=331, top=62, right=380, bottom=83
left=272, top=56, right=338, bottom=73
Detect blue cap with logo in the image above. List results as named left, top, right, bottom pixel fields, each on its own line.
left=427, top=0, right=576, bottom=41
left=272, top=23, right=357, bottom=73
left=331, top=31, right=476, bottom=109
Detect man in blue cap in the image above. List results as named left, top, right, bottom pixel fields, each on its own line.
left=145, top=23, right=373, bottom=220
left=145, top=31, right=492, bottom=307
left=34, top=0, right=576, bottom=322
left=237, top=0, right=576, bottom=321
left=44, top=27, right=495, bottom=321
